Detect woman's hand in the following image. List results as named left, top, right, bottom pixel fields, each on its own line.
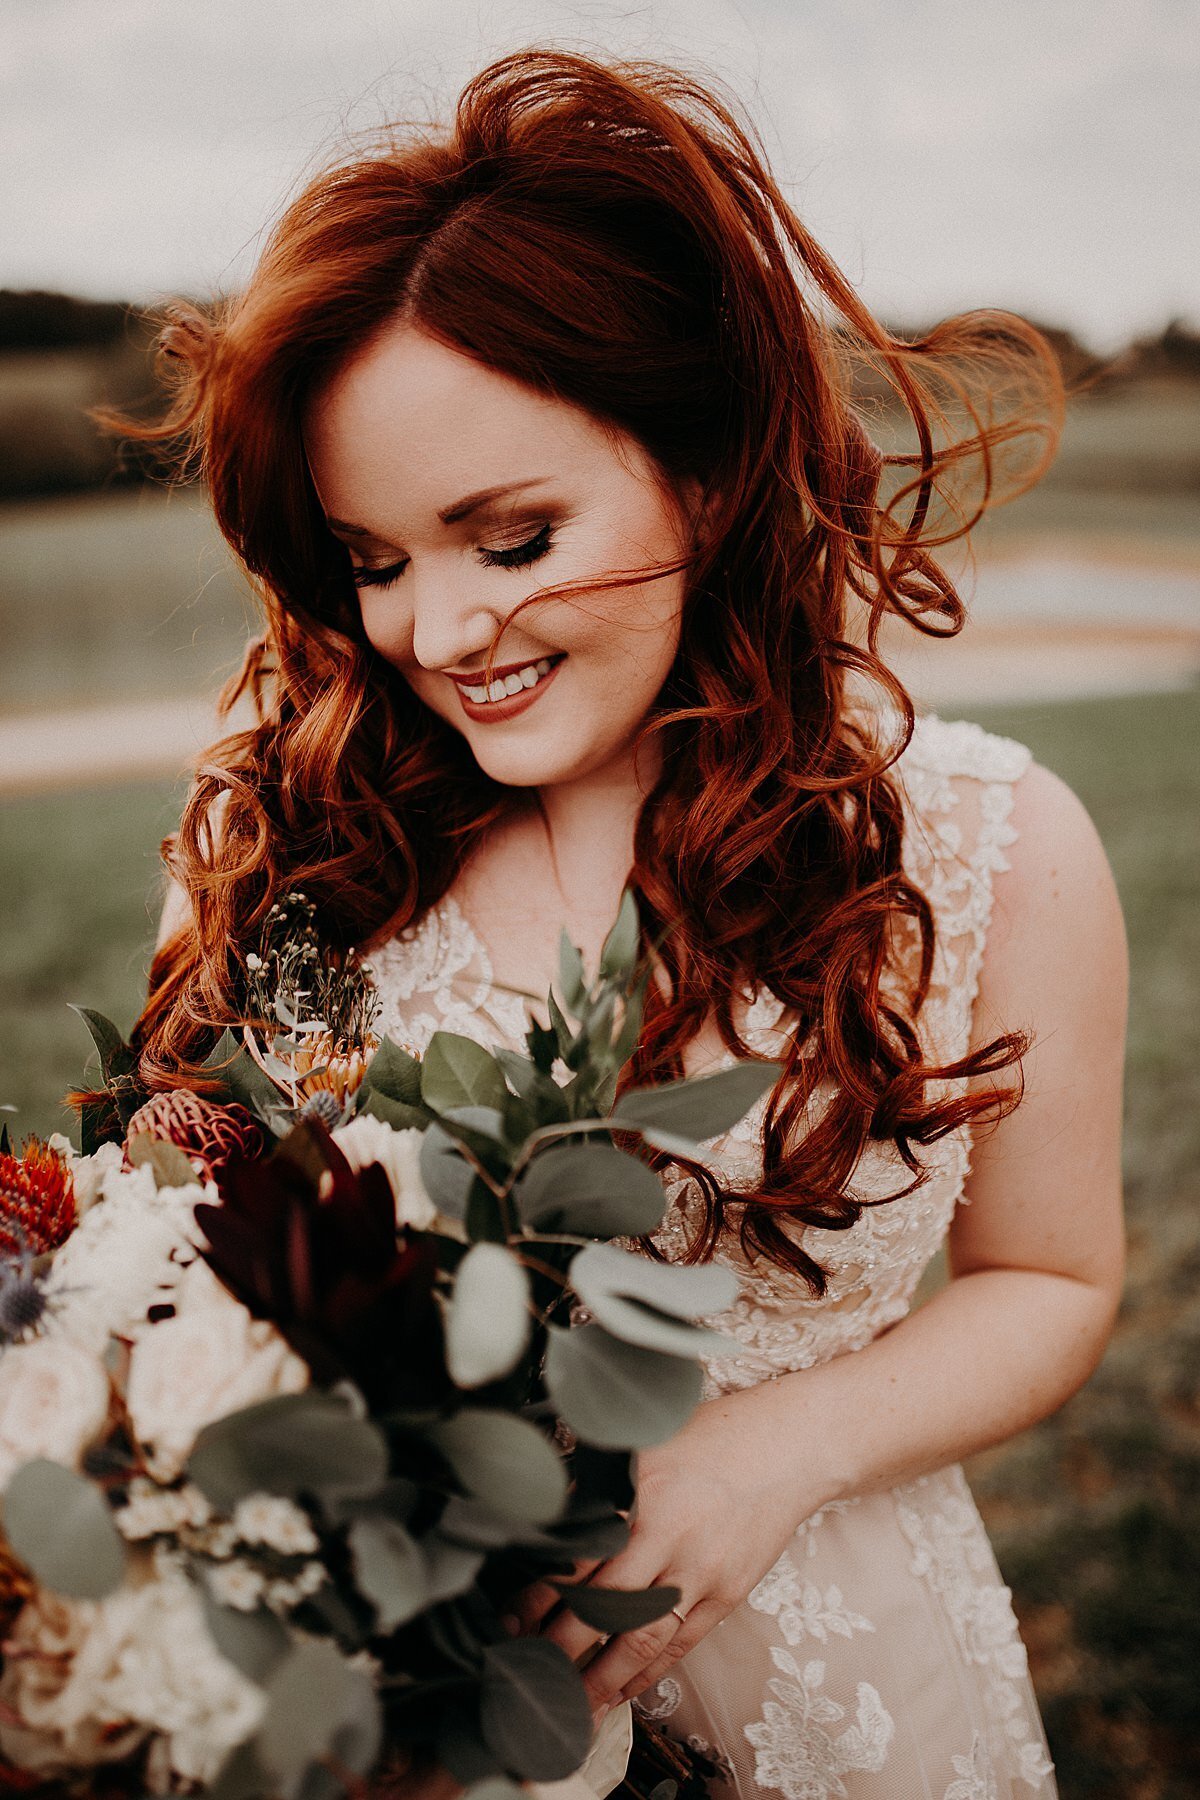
left=505, top=1384, right=830, bottom=1718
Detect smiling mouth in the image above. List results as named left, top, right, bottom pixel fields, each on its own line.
left=452, top=654, right=566, bottom=704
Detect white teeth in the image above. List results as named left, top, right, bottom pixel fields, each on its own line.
left=459, top=657, right=560, bottom=706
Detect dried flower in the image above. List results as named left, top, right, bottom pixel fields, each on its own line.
left=0, top=1137, right=76, bottom=1259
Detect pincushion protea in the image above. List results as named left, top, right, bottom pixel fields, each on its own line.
left=0, top=1139, right=75, bottom=1259
left=123, top=1090, right=264, bottom=1182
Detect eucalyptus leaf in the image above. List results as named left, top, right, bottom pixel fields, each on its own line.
left=428, top=1410, right=567, bottom=1527
left=558, top=931, right=586, bottom=1015
left=599, top=888, right=640, bottom=982
left=200, top=1588, right=292, bottom=1683
left=256, top=1639, right=381, bottom=1797
left=479, top=1638, right=593, bottom=1782
left=422, top=1032, right=509, bottom=1113
left=362, top=1034, right=425, bottom=1107
left=610, top=1060, right=783, bottom=1146
left=360, top=1089, right=430, bottom=1132
left=515, top=1142, right=665, bottom=1237
left=3, top=1460, right=125, bottom=1599
left=348, top=1515, right=428, bottom=1631
left=567, top=1243, right=738, bottom=1357
left=419, top=1123, right=474, bottom=1220
left=445, top=1244, right=531, bottom=1389
left=546, top=990, right=575, bottom=1064
left=126, top=1132, right=199, bottom=1191
left=544, top=1324, right=703, bottom=1450
left=204, top=1737, right=275, bottom=1800
left=437, top=1701, right=504, bottom=1787
left=552, top=1580, right=682, bottom=1633
left=188, top=1391, right=388, bottom=1513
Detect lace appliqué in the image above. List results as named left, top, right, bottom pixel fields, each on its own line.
left=944, top=1733, right=1001, bottom=1800
left=748, top=1550, right=874, bottom=1647
left=894, top=1468, right=1054, bottom=1792
left=743, top=1647, right=894, bottom=1800
left=632, top=1677, right=683, bottom=1722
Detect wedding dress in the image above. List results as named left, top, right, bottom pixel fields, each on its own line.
left=363, top=711, right=1058, bottom=1800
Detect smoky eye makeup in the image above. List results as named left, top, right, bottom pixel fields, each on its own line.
left=349, top=519, right=557, bottom=589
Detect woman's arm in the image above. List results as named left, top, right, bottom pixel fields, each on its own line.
left=527, top=758, right=1128, bottom=1712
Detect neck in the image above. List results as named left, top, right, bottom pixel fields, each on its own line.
left=526, top=738, right=659, bottom=925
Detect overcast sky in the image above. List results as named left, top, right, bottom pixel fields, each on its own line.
left=3, top=0, right=1196, bottom=351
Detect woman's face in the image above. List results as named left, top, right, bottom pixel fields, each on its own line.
left=303, top=322, right=698, bottom=793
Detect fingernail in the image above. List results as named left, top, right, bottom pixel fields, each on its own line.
left=501, top=1614, right=521, bottom=1637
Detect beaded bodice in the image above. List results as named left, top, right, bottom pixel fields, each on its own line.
left=363, top=712, right=1032, bottom=1398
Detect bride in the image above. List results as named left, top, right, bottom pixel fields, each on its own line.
left=130, top=49, right=1126, bottom=1800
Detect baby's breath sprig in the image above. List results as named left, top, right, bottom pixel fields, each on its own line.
left=243, top=892, right=380, bottom=1053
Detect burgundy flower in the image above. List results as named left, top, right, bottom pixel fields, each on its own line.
left=195, top=1120, right=451, bottom=1409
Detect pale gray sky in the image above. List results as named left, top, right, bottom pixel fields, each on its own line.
left=2, top=0, right=1197, bottom=351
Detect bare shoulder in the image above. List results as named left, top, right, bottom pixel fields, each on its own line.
left=977, top=756, right=1128, bottom=1009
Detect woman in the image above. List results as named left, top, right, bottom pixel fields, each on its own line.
left=131, top=50, right=1126, bottom=1800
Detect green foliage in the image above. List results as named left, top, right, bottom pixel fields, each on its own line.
left=478, top=1638, right=594, bottom=1782
left=187, top=1390, right=389, bottom=1513
left=3, top=1459, right=126, bottom=1598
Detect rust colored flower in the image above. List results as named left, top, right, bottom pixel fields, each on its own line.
left=124, top=1089, right=265, bottom=1182
left=0, top=1139, right=76, bottom=1259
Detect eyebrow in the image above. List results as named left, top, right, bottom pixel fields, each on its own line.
left=325, top=477, right=555, bottom=538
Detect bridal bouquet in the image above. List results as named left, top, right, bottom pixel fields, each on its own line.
left=0, top=891, right=776, bottom=1800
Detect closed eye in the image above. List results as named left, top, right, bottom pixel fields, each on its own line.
left=350, top=523, right=554, bottom=591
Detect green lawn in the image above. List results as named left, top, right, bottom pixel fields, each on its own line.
left=1, top=687, right=1198, bottom=1795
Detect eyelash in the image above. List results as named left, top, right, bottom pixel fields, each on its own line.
left=350, top=522, right=554, bottom=590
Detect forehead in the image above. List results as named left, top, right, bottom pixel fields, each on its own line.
left=303, top=322, right=639, bottom=523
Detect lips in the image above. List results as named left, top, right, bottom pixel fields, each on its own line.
left=449, top=655, right=558, bottom=689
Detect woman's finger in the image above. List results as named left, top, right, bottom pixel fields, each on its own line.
left=503, top=1558, right=605, bottom=1635
left=573, top=1606, right=689, bottom=1713
left=616, top=1597, right=728, bottom=1703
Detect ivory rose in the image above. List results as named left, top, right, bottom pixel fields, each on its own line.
left=125, top=1258, right=308, bottom=1481
left=0, top=1336, right=111, bottom=1491
left=0, top=1545, right=265, bottom=1786
left=332, top=1115, right=440, bottom=1230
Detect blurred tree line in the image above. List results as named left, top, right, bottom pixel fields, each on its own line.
left=1, top=287, right=1199, bottom=502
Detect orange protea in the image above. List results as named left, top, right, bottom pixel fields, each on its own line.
left=293, top=1031, right=381, bottom=1105
left=0, top=1139, right=76, bottom=1260
left=124, top=1089, right=265, bottom=1181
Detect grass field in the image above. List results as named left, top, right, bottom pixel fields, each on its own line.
left=1, top=686, right=1198, bottom=1795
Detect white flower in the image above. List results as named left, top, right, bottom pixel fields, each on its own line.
left=0, top=1545, right=266, bottom=1786
left=43, top=1161, right=213, bottom=1354
left=47, top=1136, right=120, bottom=1217
left=232, top=1493, right=319, bottom=1556
left=125, top=1259, right=308, bottom=1482
left=332, top=1115, right=439, bottom=1231
left=113, top=1477, right=214, bottom=1541
left=264, top=1560, right=325, bottom=1613
left=0, top=1336, right=111, bottom=1491
left=206, top=1559, right=267, bottom=1612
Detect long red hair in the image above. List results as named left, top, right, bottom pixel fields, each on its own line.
left=116, top=50, right=1063, bottom=1291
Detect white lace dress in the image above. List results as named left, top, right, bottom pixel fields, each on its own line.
left=363, top=712, right=1058, bottom=1800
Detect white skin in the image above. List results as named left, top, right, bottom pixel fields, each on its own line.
left=178, top=320, right=1128, bottom=1779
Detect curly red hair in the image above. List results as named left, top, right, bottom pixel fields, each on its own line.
left=112, top=50, right=1064, bottom=1292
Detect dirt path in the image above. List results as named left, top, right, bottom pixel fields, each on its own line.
left=1, top=622, right=1198, bottom=798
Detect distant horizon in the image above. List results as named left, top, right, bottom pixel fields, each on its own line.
left=4, top=280, right=1196, bottom=365
left=4, top=0, right=1197, bottom=356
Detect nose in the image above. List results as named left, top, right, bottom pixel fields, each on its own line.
left=408, top=569, right=506, bottom=675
